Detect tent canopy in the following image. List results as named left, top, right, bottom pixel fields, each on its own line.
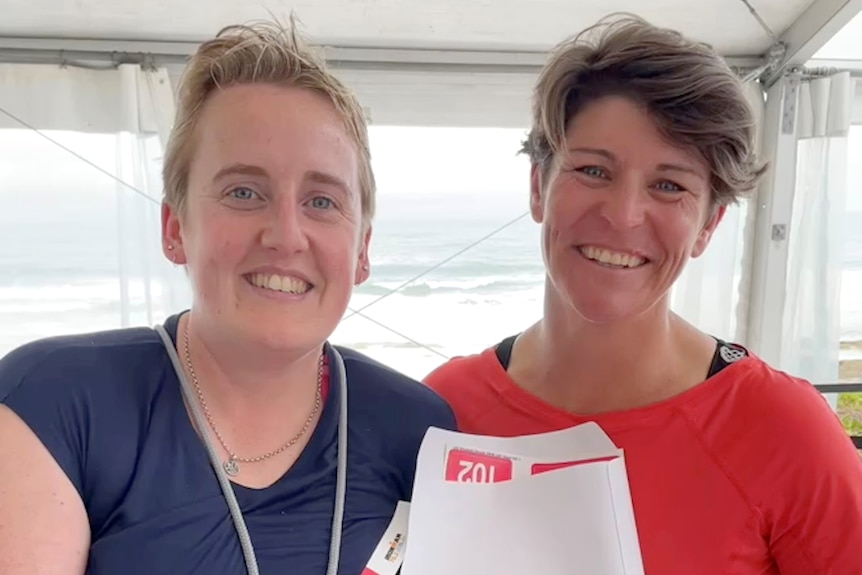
left=2, top=0, right=861, bottom=128
left=0, top=0, right=818, bottom=54
left=2, top=0, right=861, bottom=74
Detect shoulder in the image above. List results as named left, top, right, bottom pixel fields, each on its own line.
left=423, top=347, right=503, bottom=413
left=336, top=346, right=457, bottom=431
left=336, top=347, right=459, bottom=500
left=1, top=324, right=170, bottom=402
left=0, top=323, right=175, bottom=499
left=721, top=359, right=862, bottom=570
left=695, top=355, right=852, bottom=456
left=723, top=356, right=848, bottom=440
left=421, top=348, right=512, bottom=434
left=698, top=354, right=862, bottom=497
left=424, top=348, right=497, bottom=395
left=760, top=360, right=859, bottom=466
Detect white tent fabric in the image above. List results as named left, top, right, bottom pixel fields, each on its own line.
left=112, top=64, right=187, bottom=325
left=669, top=80, right=765, bottom=343
left=0, top=62, right=186, bottom=355
left=0, top=63, right=172, bottom=135
left=781, top=72, right=853, bottom=396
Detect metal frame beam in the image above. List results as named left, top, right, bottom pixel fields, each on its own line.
left=0, top=36, right=764, bottom=73
left=807, top=57, right=862, bottom=74
left=761, top=0, right=862, bottom=86
left=743, top=78, right=799, bottom=365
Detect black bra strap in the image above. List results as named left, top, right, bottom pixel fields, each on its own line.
left=706, top=339, right=749, bottom=378
left=495, top=334, right=518, bottom=369
left=494, top=334, right=748, bottom=378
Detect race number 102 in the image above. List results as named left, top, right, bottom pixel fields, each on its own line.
left=444, top=449, right=513, bottom=483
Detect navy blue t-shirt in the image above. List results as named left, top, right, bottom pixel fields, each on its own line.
left=0, top=314, right=457, bottom=575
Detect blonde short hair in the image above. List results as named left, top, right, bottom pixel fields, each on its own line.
left=162, top=19, right=375, bottom=221
left=523, top=14, right=767, bottom=206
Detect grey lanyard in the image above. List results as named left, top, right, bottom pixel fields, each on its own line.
left=155, top=324, right=348, bottom=575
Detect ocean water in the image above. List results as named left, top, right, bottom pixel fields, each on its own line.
left=1, top=181, right=860, bottom=381
left=336, top=198, right=862, bottom=378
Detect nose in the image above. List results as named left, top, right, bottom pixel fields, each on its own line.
left=600, top=176, right=648, bottom=229
left=260, top=196, right=309, bottom=253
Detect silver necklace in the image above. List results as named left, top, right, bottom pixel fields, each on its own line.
left=182, top=327, right=323, bottom=477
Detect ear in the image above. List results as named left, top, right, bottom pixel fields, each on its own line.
left=691, top=204, right=726, bottom=258
left=530, top=163, right=545, bottom=223
left=354, top=224, right=372, bottom=285
left=161, top=202, right=188, bottom=265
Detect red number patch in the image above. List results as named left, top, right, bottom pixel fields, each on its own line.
left=445, top=449, right=514, bottom=483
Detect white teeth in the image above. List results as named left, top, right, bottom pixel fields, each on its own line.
left=579, top=246, right=645, bottom=268
left=249, top=273, right=311, bottom=294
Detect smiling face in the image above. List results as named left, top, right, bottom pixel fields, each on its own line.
left=531, top=95, right=724, bottom=325
left=162, top=82, right=371, bottom=354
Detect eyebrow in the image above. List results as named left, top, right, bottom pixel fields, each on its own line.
left=567, top=147, right=705, bottom=180
left=656, top=163, right=705, bottom=179
left=568, top=147, right=614, bottom=160
left=212, top=163, right=268, bottom=182
left=307, top=170, right=352, bottom=196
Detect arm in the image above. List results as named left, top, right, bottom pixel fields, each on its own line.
left=767, top=391, right=862, bottom=574
left=0, top=405, right=90, bottom=575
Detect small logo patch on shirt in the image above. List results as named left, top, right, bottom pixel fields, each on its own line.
left=362, top=501, right=409, bottom=575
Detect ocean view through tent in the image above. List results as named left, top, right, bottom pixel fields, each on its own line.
left=1, top=186, right=860, bottom=383
left=1, top=125, right=860, bottom=383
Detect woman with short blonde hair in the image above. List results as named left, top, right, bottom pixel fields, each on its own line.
left=0, top=20, right=455, bottom=575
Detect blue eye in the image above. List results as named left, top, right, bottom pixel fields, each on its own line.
left=655, top=180, right=683, bottom=192
left=310, top=196, right=334, bottom=209
left=229, top=187, right=258, bottom=200
left=579, top=166, right=607, bottom=178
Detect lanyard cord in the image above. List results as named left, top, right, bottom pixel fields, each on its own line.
left=155, top=323, right=348, bottom=575
left=325, top=342, right=348, bottom=575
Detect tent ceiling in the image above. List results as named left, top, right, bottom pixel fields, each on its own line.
left=0, top=0, right=817, bottom=57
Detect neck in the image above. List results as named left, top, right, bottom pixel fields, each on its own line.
left=180, top=312, right=321, bottom=411
left=514, top=285, right=714, bottom=414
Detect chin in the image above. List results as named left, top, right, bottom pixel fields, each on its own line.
left=563, top=291, right=663, bottom=326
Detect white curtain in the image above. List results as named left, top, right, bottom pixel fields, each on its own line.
left=113, top=64, right=190, bottom=327
left=780, top=72, right=852, bottom=391
left=0, top=62, right=186, bottom=357
left=670, top=80, right=764, bottom=343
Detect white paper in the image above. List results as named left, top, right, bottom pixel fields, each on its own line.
left=401, top=422, right=645, bottom=575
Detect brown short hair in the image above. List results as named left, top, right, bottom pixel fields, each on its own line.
left=522, top=13, right=767, bottom=206
left=162, top=18, right=375, bottom=222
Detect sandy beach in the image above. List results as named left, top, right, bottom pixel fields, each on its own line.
left=838, top=341, right=861, bottom=440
